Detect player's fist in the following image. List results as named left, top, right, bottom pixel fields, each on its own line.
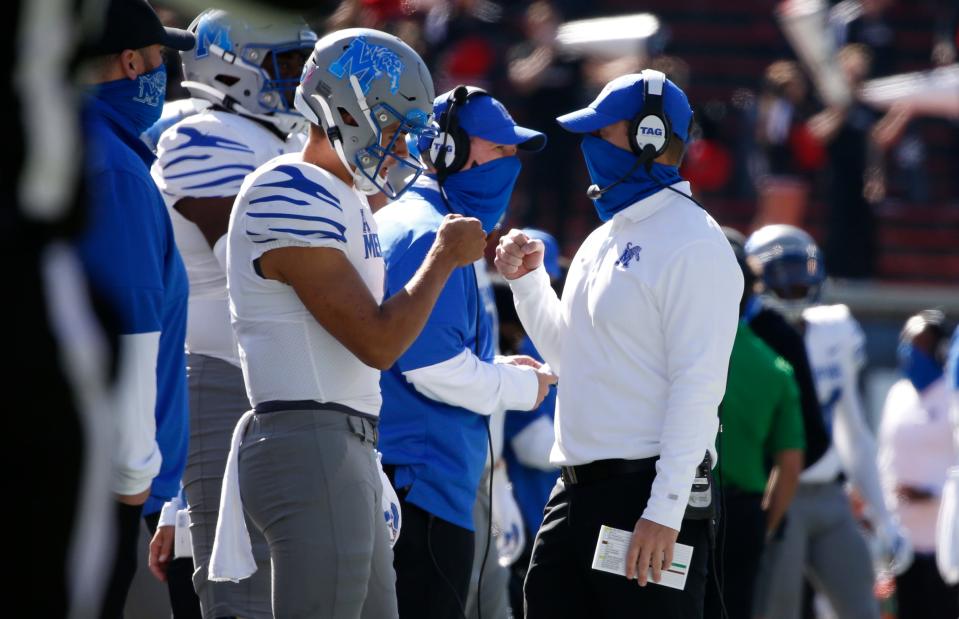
left=495, top=229, right=545, bottom=280
left=435, top=214, right=487, bottom=267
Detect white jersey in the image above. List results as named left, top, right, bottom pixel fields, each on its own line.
left=227, top=153, right=385, bottom=414
left=151, top=110, right=306, bottom=365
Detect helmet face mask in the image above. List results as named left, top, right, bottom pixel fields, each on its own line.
left=295, top=29, right=436, bottom=198
left=745, top=224, right=826, bottom=323
left=182, top=9, right=317, bottom=134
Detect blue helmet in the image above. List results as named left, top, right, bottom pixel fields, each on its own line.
left=745, top=224, right=825, bottom=321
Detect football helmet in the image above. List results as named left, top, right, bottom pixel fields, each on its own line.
left=745, top=224, right=826, bottom=322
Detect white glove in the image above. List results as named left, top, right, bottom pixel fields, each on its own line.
left=491, top=465, right=525, bottom=567
left=877, top=521, right=914, bottom=576
left=376, top=452, right=402, bottom=548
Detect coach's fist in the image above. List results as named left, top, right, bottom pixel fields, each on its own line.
left=435, top=214, right=487, bottom=267
left=495, top=229, right=544, bottom=280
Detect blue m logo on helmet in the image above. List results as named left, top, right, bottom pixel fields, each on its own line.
left=194, top=18, right=232, bottom=59
left=328, top=35, right=404, bottom=95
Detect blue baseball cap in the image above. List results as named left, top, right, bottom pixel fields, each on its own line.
left=522, top=228, right=561, bottom=280
left=556, top=73, right=693, bottom=143
left=433, top=89, right=547, bottom=151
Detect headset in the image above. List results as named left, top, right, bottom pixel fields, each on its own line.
left=586, top=69, right=704, bottom=210
left=629, top=69, right=672, bottom=161
left=426, top=85, right=490, bottom=182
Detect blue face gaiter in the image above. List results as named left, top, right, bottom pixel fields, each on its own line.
left=580, top=134, right=683, bottom=221
left=898, top=343, right=943, bottom=392
left=93, top=64, right=167, bottom=136
left=441, top=156, right=522, bottom=233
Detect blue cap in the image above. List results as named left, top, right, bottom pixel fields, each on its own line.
left=522, top=228, right=561, bottom=280
left=556, top=73, right=693, bottom=143
left=433, top=89, right=547, bottom=151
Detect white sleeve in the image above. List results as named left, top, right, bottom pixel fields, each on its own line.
left=241, top=163, right=348, bottom=261
left=154, top=117, right=257, bottom=200
left=643, top=240, right=743, bottom=531
left=403, top=349, right=540, bottom=416
left=158, top=493, right=185, bottom=528
left=509, top=267, right=565, bottom=374
left=111, top=332, right=162, bottom=496
left=832, top=317, right=895, bottom=530
left=510, top=415, right=557, bottom=471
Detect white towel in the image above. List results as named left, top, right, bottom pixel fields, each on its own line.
left=209, top=410, right=256, bottom=583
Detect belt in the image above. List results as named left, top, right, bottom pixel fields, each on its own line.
left=254, top=399, right=377, bottom=420
left=560, top=457, right=658, bottom=486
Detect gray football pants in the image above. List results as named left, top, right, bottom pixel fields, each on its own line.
left=238, top=408, right=398, bottom=619
left=183, top=353, right=272, bottom=619
left=754, top=481, right=880, bottom=619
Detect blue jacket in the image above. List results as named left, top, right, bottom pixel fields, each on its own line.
left=77, top=95, right=189, bottom=515
left=376, top=184, right=494, bottom=531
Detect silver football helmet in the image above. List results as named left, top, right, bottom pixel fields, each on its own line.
left=295, top=28, right=436, bottom=198
left=745, top=224, right=826, bottom=322
left=181, top=9, right=317, bottom=135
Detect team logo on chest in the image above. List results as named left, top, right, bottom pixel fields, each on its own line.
left=361, top=210, right=382, bottom=259
left=614, top=242, right=642, bottom=269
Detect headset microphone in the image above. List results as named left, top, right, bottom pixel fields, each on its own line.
left=585, top=146, right=653, bottom=200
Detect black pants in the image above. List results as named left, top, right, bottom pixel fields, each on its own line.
left=392, top=496, right=475, bottom=619
left=704, top=490, right=766, bottom=619
left=895, top=553, right=959, bottom=619
left=99, top=503, right=203, bottom=619
left=524, top=473, right=710, bottom=619
left=144, top=511, right=203, bottom=619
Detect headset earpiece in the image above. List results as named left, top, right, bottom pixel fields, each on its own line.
left=628, top=69, right=671, bottom=163
left=428, top=85, right=489, bottom=181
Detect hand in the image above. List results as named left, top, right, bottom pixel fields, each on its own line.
left=148, top=525, right=175, bottom=582
left=435, top=214, right=487, bottom=268
left=625, top=518, right=679, bottom=586
left=495, top=229, right=544, bottom=280
left=533, top=368, right=558, bottom=408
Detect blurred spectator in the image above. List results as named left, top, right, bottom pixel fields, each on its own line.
left=830, top=0, right=896, bottom=77
left=705, top=229, right=805, bottom=619
left=807, top=44, right=911, bottom=279
left=683, top=101, right=734, bottom=196
left=879, top=311, right=959, bottom=619
left=930, top=0, right=958, bottom=65
left=506, top=1, right=583, bottom=243
left=752, top=60, right=824, bottom=229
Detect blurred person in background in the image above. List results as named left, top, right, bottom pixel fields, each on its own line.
left=751, top=60, right=824, bottom=229
left=936, top=327, right=959, bottom=587
left=506, top=1, right=583, bottom=243
left=879, top=310, right=958, bottom=619
left=146, top=10, right=316, bottom=619
left=376, top=86, right=555, bottom=619
left=830, top=0, right=896, bottom=78
left=747, top=224, right=912, bottom=619
left=75, top=0, right=195, bottom=616
left=805, top=44, right=912, bottom=279
left=704, top=228, right=805, bottom=619
left=496, top=228, right=564, bottom=618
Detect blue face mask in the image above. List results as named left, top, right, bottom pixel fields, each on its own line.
left=580, top=135, right=683, bottom=221
left=93, top=63, right=167, bottom=137
left=441, top=156, right=522, bottom=233
left=898, top=343, right=943, bottom=392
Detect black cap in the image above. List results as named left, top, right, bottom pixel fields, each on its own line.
left=86, top=0, right=195, bottom=56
